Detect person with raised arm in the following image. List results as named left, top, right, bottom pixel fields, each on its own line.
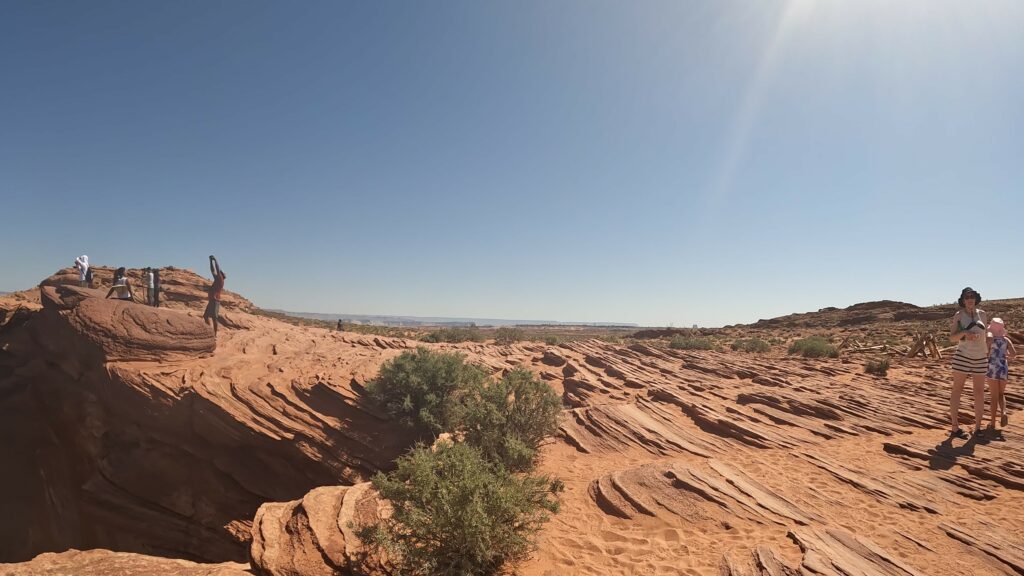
left=203, top=256, right=227, bottom=336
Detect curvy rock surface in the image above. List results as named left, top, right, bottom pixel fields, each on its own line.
left=0, top=549, right=250, bottom=576
left=40, top=285, right=216, bottom=362
left=0, top=283, right=414, bottom=564
left=250, top=483, right=391, bottom=576
left=2, top=280, right=1023, bottom=575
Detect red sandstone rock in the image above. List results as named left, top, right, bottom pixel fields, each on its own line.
left=250, top=483, right=391, bottom=576
left=0, top=549, right=251, bottom=576
left=40, top=285, right=216, bottom=362
left=3, top=277, right=1024, bottom=575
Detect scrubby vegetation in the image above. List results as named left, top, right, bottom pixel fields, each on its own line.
left=788, top=336, right=838, bottom=358
left=360, top=349, right=564, bottom=575
left=864, top=357, right=890, bottom=376
left=338, top=322, right=411, bottom=338
left=364, top=348, right=488, bottom=437
left=669, top=335, right=715, bottom=350
left=358, top=442, right=562, bottom=576
left=494, top=326, right=525, bottom=345
left=456, top=368, right=562, bottom=472
left=730, top=338, right=771, bottom=353
left=421, top=327, right=484, bottom=343
left=542, top=335, right=561, bottom=346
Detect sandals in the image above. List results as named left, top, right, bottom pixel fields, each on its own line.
left=1001, top=414, right=1009, bottom=427
left=950, top=428, right=969, bottom=440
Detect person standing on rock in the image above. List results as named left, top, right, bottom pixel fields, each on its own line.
left=144, top=267, right=155, bottom=305
left=105, top=267, right=135, bottom=302
left=74, top=255, right=89, bottom=287
left=203, top=256, right=226, bottom=336
left=152, top=268, right=161, bottom=307
left=949, top=287, right=988, bottom=439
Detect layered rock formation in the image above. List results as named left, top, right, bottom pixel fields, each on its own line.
left=0, top=270, right=414, bottom=565
left=2, top=271, right=1023, bottom=575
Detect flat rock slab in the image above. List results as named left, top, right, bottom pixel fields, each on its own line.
left=0, top=549, right=251, bottom=576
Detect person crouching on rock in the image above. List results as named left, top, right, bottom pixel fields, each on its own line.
left=105, top=267, right=135, bottom=302
left=203, top=256, right=226, bottom=336
left=985, top=318, right=1016, bottom=438
left=949, top=287, right=988, bottom=439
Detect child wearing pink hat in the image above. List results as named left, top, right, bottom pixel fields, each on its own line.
left=986, top=318, right=1016, bottom=436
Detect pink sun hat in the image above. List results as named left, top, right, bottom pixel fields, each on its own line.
left=987, top=318, right=1006, bottom=338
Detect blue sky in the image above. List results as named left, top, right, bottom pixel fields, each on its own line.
left=2, top=1, right=1022, bottom=326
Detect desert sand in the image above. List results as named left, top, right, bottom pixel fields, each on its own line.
left=1, top=268, right=1022, bottom=575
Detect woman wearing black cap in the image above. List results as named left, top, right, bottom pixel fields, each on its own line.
left=949, top=287, right=988, bottom=439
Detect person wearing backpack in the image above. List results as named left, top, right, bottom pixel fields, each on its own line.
left=74, top=255, right=89, bottom=287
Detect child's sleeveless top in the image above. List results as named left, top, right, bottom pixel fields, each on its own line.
left=987, top=337, right=1009, bottom=380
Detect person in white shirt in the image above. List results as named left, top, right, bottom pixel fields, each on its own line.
left=74, top=255, right=89, bottom=287
left=144, top=268, right=155, bottom=305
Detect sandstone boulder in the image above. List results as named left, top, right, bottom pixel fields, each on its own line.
left=40, top=285, right=216, bottom=362
left=250, top=483, right=391, bottom=576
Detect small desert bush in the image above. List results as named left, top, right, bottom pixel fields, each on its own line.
left=542, top=335, right=560, bottom=346
left=864, top=357, right=890, bottom=377
left=730, top=338, right=771, bottom=353
left=494, top=326, right=525, bottom=345
left=455, top=368, right=562, bottom=472
left=357, top=442, right=563, bottom=576
left=669, top=335, right=715, bottom=350
left=421, top=327, right=484, bottom=343
left=788, top=336, right=838, bottom=358
left=364, top=348, right=488, bottom=438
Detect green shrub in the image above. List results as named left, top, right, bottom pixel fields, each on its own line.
left=730, top=338, right=771, bottom=353
left=357, top=442, right=562, bottom=576
left=788, top=336, right=838, bottom=358
left=542, top=335, right=560, bottom=346
left=456, top=368, right=562, bottom=472
left=669, top=335, right=714, bottom=350
left=421, top=327, right=484, bottom=343
left=494, top=327, right=525, bottom=345
left=339, top=322, right=410, bottom=338
left=364, top=348, right=488, bottom=437
left=864, top=357, right=890, bottom=376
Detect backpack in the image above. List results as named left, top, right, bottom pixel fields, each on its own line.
left=85, top=268, right=94, bottom=284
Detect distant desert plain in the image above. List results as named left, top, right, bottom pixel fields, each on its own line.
left=1, top=266, right=1022, bottom=575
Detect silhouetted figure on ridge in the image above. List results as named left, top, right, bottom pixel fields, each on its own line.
left=203, top=256, right=226, bottom=336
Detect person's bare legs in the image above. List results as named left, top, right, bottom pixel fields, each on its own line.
left=990, top=379, right=1005, bottom=429
left=999, top=387, right=1008, bottom=425
left=971, top=373, right=986, bottom=433
left=951, top=371, right=968, bottom=433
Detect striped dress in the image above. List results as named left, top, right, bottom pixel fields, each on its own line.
left=951, top=309, right=988, bottom=374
